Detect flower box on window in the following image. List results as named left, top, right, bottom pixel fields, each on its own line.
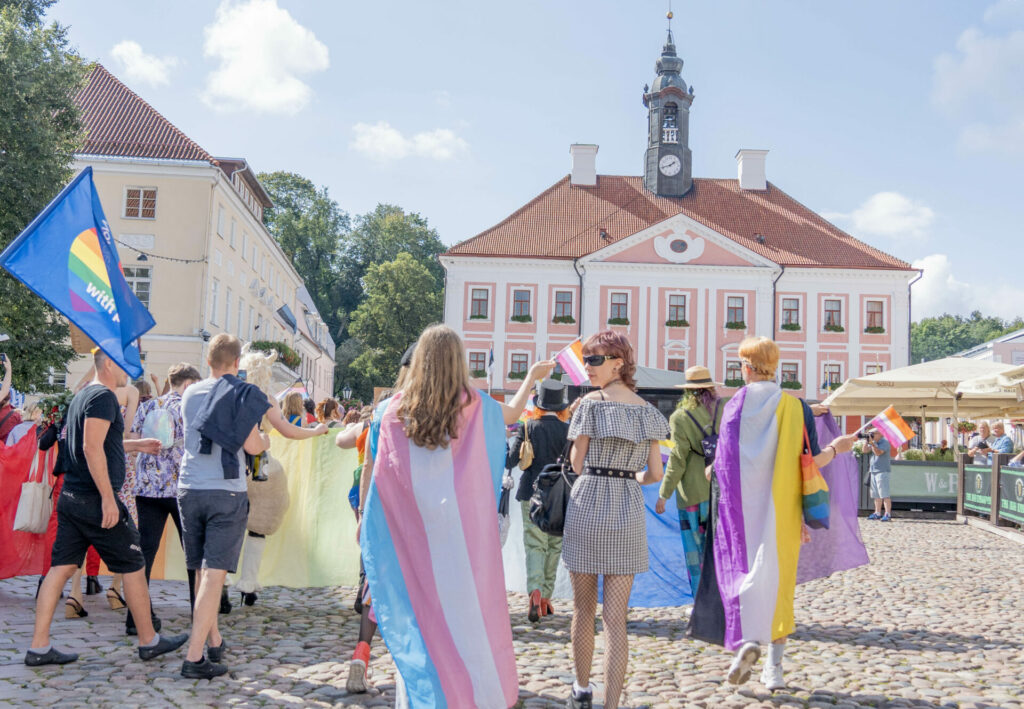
left=665, top=319, right=689, bottom=327
left=552, top=315, right=576, bottom=324
left=469, top=314, right=488, bottom=320
left=510, top=314, right=532, bottom=323
left=725, top=321, right=746, bottom=330
left=780, top=380, right=802, bottom=390
left=607, top=317, right=630, bottom=326
left=822, top=381, right=843, bottom=391
left=824, top=324, right=845, bottom=333
left=864, top=326, right=885, bottom=334
left=471, top=369, right=487, bottom=379
left=507, top=371, right=527, bottom=380
left=724, top=378, right=745, bottom=388
left=780, top=322, right=801, bottom=332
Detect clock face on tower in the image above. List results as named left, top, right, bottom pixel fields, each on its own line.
left=659, top=154, right=681, bottom=176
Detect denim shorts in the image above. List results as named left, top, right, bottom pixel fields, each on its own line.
left=51, top=490, right=146, bottom=574
left=869, top=471, right=891, bottom=499
left=177, top=489, right=249, bottom=573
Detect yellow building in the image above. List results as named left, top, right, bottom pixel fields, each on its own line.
left=65, top=64, right=335, bottom=399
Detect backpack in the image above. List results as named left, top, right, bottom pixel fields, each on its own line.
left=518, top=420, right=535, bottom=469
left=685, top=399, right=722, bottom=467
left=141, top=396, right=174, bottom=449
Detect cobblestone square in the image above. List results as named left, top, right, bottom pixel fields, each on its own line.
left=1, top=518, right=1021, bottom=708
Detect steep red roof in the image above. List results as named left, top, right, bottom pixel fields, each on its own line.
left=447, top=176, right=911, bottom=270
left=74, top=64, right=214, bottom=163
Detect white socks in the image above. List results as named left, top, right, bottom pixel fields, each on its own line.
left=573, top=680, right=593, bottom=696
left=28, top=645, right=51, bottom=654
left=142, top=633, right=160, bottom=648
left=768, top=641, right=785, bottom=666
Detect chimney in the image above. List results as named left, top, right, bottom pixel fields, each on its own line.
left=570, top=144, right=598, bottom=186
left=735, top=149, right=768, bottom=191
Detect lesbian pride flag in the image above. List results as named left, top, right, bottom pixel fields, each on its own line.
left=554, top=339, right=588, bottom=385
left=869, top=406, right=915, bottom=448
left=362, top=390, right=518, bottom=709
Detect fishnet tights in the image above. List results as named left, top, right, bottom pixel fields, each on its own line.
left=570, top=572, right=634, bottom=709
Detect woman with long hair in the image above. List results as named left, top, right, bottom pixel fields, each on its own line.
left=316, top=397, right=341, bottom=427
left=282, top=392, right=304, bottom=425
left=563, top=330, right=670, bottom=709
left=655, top=365, right=725, bottom=599
left=688, top=337, right=856, bottom=691
left=361, top=324, right=552, bottom=708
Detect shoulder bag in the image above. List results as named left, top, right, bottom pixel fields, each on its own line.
left=518, top=419, right=535, bottom=470
left=13, top=448, right=55, bottom=534
left=800, top=426, right=831, bottom=530
left=528, top=438, right=578, bottom=536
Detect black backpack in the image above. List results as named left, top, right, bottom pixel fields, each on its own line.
left=685, top=400, right=722, bottom=466
left=528, top=440, right=578, bottom=536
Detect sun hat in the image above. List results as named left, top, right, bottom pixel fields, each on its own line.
left=675, top=365, right=723, bottom=389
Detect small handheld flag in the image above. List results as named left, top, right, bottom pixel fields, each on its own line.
left=868, top=405, right=915, bottom=448
left=517, top=394, right=538, bottom=426
left=554, top=339, right=588, bottom=386
left=659, top=438, right=674, bottom=464
left=0, top=167, right=154, bottom=378
left=276, top=382, right=309, bottom=400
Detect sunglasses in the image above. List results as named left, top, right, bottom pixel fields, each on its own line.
left=582, top=354, right=619, bottom=367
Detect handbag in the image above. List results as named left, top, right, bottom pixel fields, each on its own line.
left=529, top=439, right=578, bottom=536
left=497, top=470, right=513, bottom=546
left=518, top=420, right=535, bottom=469
left=13, top=448, right=55, bottom=534
left=800, top=426, right=831, bottom=530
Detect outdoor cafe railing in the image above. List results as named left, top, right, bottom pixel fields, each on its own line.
left=958, top=452, right=1024, bottom=528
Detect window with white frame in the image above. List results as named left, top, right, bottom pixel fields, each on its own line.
left=781, top=298, right=800, bottom=326
left=225, top=288, right=232, bottom=332
left=512, top=289, right=531, bottom=319
left=726, top=360, right=743, bottom=382
left=123, top=266, right=152, bottom=309
left=866, top=300, right=884, bottom=330
left=209, top=279, right=220, bottom=326
left=510, top=353, right=529, bottom=374
left=229, top=219, right=237, bottom=248
left=470, top=288, right=489, bottom=318
left=824, top=299, right=843, bottom=329
left=781, top=362, right=799, bottom=383
left=610, top=292, right=628, bottom=321
left=668, top=294, right=687, bottom=323
left=823, top=363, right=842, bottom=387
left=237, top=300, right=244, bottom=338
left=261, top=254, right=267, bottom=280
left=727, top=296, right=745, bottom=324
left=554, top=291, right=573, bottom=319
left=227, top=260, right=234, bottom=276
left=217, top=205, right=225, bottom=236
left=242, top=232, right=249, bottom=261
left=667, top=357, right=686, bottom=372
left=124, top=187, right=157, bottom=219
left=469, top=351, right=487, bottom=374
left=213, top=249, right=222, bottom=267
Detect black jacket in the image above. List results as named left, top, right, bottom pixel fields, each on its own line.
left=193, top=374, right=271, bottom=479
left=506, top=414, right=570, bottom=502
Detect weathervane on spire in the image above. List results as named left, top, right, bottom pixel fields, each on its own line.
left=666, top=1, right=675, bottom=46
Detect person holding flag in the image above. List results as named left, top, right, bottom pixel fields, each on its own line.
left=863, top=405, right=914, bottom=521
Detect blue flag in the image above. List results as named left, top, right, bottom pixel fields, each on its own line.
left=0, top=167, right=155, bottom=378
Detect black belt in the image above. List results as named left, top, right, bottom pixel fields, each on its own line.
left=584, top=466, right=636, bottom=479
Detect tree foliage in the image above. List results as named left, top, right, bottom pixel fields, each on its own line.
left=347, top=253, right=443, bottom=398
left=0, top=0, right=84, bottom=390
left=910, top=311, right=1024, bottom=363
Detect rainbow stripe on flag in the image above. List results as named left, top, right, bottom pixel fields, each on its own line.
left=517, top=394, right=537, bottom=425
left=276, top=382, right=309, bottom=400
left=554, top=339, right=588, bottom=385
left=869, top=405, right=915, bottom=448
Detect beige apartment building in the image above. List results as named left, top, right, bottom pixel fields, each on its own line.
left=64, top=64, right=335, bottom=398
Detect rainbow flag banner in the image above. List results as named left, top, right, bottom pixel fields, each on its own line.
left=0, top=167, right=154, bottom=377
left=554, top=339, right=588, bottom=385
left=276, top=382, right=309, bottom=400
left=516, top=394, right=537, bottom=425
left=869, top=405, right=915, bottom=448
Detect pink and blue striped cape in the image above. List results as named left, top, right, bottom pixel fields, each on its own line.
left=362, top=389, right=519, bottom=709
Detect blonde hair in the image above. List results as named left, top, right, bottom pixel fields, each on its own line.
left=208, top=333, right=242, bottom=370
left=397, top=324, right=473, bottom=450
left=282, top=392, right=304, bottom=420
left=737, top=336, right=779, bottom=377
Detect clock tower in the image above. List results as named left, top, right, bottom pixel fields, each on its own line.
left=643, top=20, right=694, bottom=197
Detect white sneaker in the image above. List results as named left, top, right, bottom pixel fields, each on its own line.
left=346, top=658, right=369, bottom=693
left=760, top=662, right=785, bottom=691
left=726, top=642, right=761, bottom=685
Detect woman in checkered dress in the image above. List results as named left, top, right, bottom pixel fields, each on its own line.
left=562, top=330, right=669, bottom=709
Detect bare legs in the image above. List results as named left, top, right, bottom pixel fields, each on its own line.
left=185, top=568, right=226, bottom=662
left=32, top=565, right=79, bottom=648
left=569, top=572, right=635, bottom=709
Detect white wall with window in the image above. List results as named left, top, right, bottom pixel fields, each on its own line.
left=209, top=279, right=220, bottom=326
left=824, top=299, right=843, bottom=329
left=123, top=266, right=152, bottom=309
left=123, top=187, right=157, bottom=219
left=609, top=292, right=629, bottom=321
left=217, top=204, right=225, bottom=237
left=511, top=289, right=531, bottom=319
left=470, top=288, right=490, bottom=319
left=554, top=290, right=573, bottom=320
left=781, top=362, right=800, bottom=384
left=781, top=297, right=800, bottom=327
left=726, top=295, right=745, bottom=325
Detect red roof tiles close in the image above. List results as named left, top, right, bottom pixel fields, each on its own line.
left=74, top=64, right=214, bottom=163
left=447, top=175, right=911, bottom=270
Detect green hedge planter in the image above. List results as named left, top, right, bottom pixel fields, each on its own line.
left=725, top=321, right=746, bottom=330
left=665, top=319, right=689, bottom=327
left=780, top=322, right=801, bottom=331
left=607, top=317, right=630, bottom=326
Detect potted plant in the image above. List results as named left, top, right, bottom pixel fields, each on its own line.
left=607, top=317, right=630, bottom=326
left=780, top=380, right=802, bottom=390
left=864, top=326, right=885, bottom=334
left=552, top=315, right=576, bottom=324
left=957, top=421, right=977, bottom=434
left=508, top=370, right=527, bottom=380
left=510, top=314, right=532, bottom=323
left=250, top=340, right=302, bottom=370
left=780, top=322, right=801, bottom=331
left=471, top=369, right=487, bottom=379
left=469, top=314, right=488, bottom=320
left=665, top=319, right=689, bottom=327
left=824, top=323, right=845, bottom=333
left=822, top=381, right=842, bottom=391
left=724, top=378, right=745, bottom=388
left=725, top=321, right=746, bottom=330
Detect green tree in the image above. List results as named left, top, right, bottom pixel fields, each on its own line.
left=910, top=311, right=1024, bottom=363
left=0, top=0, right=84, bottom=390
left=259, top=171, right=350, bottom=340
left=347, top=253, right=442, bottom=398
left=338, top=205, right=446, bottom=323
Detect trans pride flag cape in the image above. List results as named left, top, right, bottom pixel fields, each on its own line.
left=689, top=381, right=806, bottom=650
left=361, top=390, right=518, bottom=709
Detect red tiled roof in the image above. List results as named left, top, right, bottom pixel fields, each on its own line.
left=447, top=176, right=912, bottom=270
left=74, top=64, right=214, bottom=163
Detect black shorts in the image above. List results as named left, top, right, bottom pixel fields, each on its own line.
left=177, top=489, right=249, bottom=573
left=51, top=490, right=146, bottom=574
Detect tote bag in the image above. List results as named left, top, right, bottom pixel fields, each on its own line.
left=13, top=447, right=54, bottom=534
left=800, top=426, right=831, bottom=530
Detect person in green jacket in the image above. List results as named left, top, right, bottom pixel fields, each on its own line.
left=655, top=365, right=725, bottom=598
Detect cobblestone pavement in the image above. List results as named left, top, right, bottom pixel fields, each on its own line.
left=1, top=518, right=1022, bottom=708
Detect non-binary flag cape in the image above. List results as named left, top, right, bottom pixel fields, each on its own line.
left=689, top=381, right=808, bottom=650
left=0, top=167, right=154, bottom=377
left=361, top=389, right=519, bottom=709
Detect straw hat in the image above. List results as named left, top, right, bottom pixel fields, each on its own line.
left=676, top=365, right=723, bottom=389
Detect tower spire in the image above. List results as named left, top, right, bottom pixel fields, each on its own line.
left=666, top=2, right=674, bottom=47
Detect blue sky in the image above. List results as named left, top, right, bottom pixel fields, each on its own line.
left=49, top=0, right=1024, bottom=320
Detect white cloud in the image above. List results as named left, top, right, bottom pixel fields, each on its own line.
left=822, top=191, right=934, bottom=239
left=984, top=0, right=1024, bottom=25
left=912, top=253, right=1024, bottom=320
left=350, top=121, right=469, bottom=162
left=201, top=0, right=329, bottom=115
left=932, top=24, right=1024, bottom=152
left=110, top=41, right=178, bottom=87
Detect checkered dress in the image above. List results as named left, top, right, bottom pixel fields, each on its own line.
left=562, top=399, right=670, bottom=575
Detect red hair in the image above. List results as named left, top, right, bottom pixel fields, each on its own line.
left=582, top=330, right=637, bottom=391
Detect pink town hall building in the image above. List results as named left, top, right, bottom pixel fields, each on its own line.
left=440, top=30, right=917, bottom=410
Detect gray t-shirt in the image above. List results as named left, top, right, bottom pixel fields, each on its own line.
left=178, top=377, right=248, bottom=493
left=868, top=437, right=892, bottom=473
